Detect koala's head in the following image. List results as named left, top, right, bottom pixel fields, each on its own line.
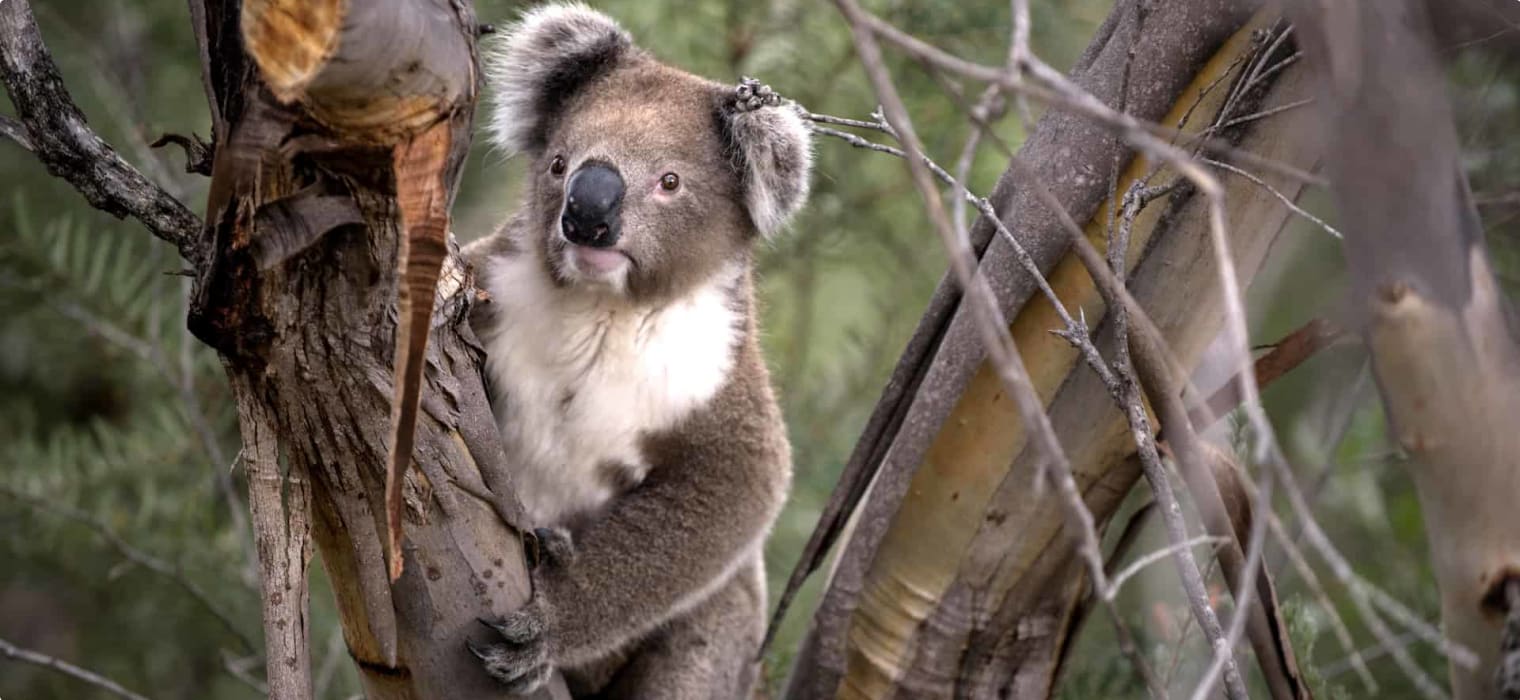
left=484, top=4, right=812, bottom=304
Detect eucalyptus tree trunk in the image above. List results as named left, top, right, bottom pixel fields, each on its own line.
left=191, top=1, right=564, bottom=697
left=0, top=0, right=560, bottom=696
left=1290, top=2, right=1520, bottom=697
left=781, top=1, right=1322, bottom=696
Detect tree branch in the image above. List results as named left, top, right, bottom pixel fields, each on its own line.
left=0, top=484, right=258, bottom=654
left=235, top=388, right=314, bottom=700
left=0, top=0, right=200, bottom=260
left=0, top=635, right=153, bottom=700
left=1, top=112, right=32, bottom=150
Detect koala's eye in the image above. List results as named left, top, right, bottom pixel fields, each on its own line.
left=659, top=172, right=681, bottom=191
left=549, top=156, right=567, bottom=177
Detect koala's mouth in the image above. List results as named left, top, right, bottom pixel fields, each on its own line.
left=569, top=244, right=632, bottom=275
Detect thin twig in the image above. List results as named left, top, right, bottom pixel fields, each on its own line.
left=1108, top=535, right=1229, bottom=599
left=1206, top=157, right=1340, bottom=238
left=0, top=484, right=258, bottom=653
left=0, top=112, right=32, bottom=150
left=0, top=635, right=153, bottom=700
left=1189, top=469, right=1274, bottom=700
left=219, top=651, right=271, bottom=695
left=1213, top=97, right=1313, bottom=131
left=855, top=0, right=1302, bottom=512
left=313, top=626, right=348, bottom=700
left=1266, top=491, right=1380, bottom=693
left=1267, top=455, right=1462, bottom=699
left=829, top=1, right=1164, bottom=695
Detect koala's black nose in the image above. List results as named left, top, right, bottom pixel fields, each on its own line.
left=561, top=164, right=624, bottom=248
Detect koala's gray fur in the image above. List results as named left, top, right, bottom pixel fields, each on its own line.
left=462, top=4, right=810, bottom=698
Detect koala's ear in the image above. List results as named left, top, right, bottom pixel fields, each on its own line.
left=721, top=85, right=814, bottom=237
left=484, top=4, right=632, bottom=155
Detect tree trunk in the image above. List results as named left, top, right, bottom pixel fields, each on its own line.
left=782, top=2, right=1323, bottom=696
left=187, top=1, right=564, bottom=698
left=1290, top=2, right=1520, bottom=697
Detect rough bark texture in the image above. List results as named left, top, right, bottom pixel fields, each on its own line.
left=784, top=2, right=1331, bottom=695
left=0, top=0, right=199, bottom=259
left=1, top=0, right=558, bottom=696
left=782, top=2, right=1269, bottom=697
left=1290, top=1, right=1520, bottom=697
left=239, top=388, right=315, bottom=700
left=186, top=0, right=563, bottom=696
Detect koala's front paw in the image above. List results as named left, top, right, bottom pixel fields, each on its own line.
left=469, top=606, right=553, bottom=695
left=733, top=76, right=781, bottom=112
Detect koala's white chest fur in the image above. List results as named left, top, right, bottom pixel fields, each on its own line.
left=477, top=253, right=740, bottom=526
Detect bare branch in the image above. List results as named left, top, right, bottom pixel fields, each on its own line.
left=0, top=0, right=200, bottom=259
left=219, top=651, right=271, bottom=696
left=1271, top=511, right=1379, bottom=693
left=1213, top=96, right=1313, bottom=131
left=1107, top=535, right=1230, bottom=600
left=1190, top=471, right=1274, bottom=700
left=235, top=390, right=314, bottom=700
left=39, top=296, right=254, bottom=571
left=0, top=484, right=257, bottom=653
left=1195, top=317, right=1344, bottom=428
left=1207, top=157, right=1340, bottom=239
left=1, top=112, right=32, bottom=150
left=1268, top=453, right=1471, bottom=698
left=0, top=635, right=153, bottom=700
left=829, top=1, right=1168, bottom=694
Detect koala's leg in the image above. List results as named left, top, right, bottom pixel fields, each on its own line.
left=597, top=556, right=766, bottom=700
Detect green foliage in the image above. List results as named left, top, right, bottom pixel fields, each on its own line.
left=5, top=1, right=1519, bottom=699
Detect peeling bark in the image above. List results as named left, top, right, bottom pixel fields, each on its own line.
left=1, top=0, right=559, bottom=696
left=189, top=0, right=563, bottom=691
left=780, top=3, right=1330, bottom=696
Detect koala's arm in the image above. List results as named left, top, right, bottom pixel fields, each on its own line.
left=541, top=360, right=788, bottom=666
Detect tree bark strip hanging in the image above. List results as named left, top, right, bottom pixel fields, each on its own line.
left=2, top=0, right=563, bottom=696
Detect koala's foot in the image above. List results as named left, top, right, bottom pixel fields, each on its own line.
left=733, top=76, right=781, bottom=112
left=469, top=610, right=553, bottom=695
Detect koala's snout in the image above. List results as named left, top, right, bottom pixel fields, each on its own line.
left=561, top=164, right=625, bottom=248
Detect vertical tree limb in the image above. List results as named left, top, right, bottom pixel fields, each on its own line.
left=237, top=380, right=315, bottom=700
left=1288, top=1, right=1520, bottom=696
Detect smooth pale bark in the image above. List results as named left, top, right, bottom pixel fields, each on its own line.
left=783, top=5, right=1325, bottom=697
left=1290, top=1, right=1520, bottom=697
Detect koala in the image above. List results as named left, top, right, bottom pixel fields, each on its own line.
left=460, top=4, right=810, bottom=698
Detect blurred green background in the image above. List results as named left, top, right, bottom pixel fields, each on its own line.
left=3, top=1, right=1518, bottom=698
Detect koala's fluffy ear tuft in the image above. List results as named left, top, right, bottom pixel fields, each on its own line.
left=722, top=91, right=814, bottom=237
left=484, top=3, right=632, bottom=155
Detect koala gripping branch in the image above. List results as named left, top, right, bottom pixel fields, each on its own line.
left=6, top=0, right=556, bottom=697
left=213, top=0, right=559, bottom=698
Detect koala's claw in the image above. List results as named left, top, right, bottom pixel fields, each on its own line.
left=525, top=526, right=575, bottom=570
left=734, top=76, right=781, bottom=112
left=474, top=608, right=552, bottom=694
